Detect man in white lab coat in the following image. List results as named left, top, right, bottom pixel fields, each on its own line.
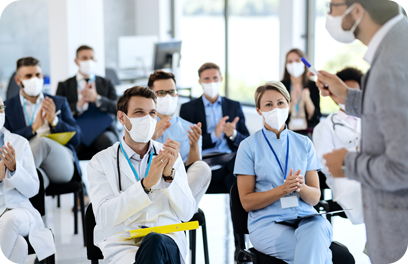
left=88, top=86, right=196, bottom=264
left=313, top=67, right=364, bottom=225
left=0, top=97, right=55, bottom=264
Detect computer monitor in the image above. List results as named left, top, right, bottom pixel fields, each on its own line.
left=153, top=40, right=182, bottom=70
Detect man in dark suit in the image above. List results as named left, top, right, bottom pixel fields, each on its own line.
left=180, top=62, right=249, bottom=192
left=5, top=57, right=81, bottom=189
left=56, top=45, right=118, bottom=160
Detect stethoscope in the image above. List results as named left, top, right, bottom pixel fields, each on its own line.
left=116, top=144, right=158, bottom=192
left=331, top=114, right=361, bottom=147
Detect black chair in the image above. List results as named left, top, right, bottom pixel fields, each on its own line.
left=230, top=182, right=355, bottom=264
left=45, top=163, right=87, bottom=247
left=85, top=203, right=104, bottom=264
left=6, top=72, right=20, bottom=100
left=189, top=209, right=210, bottom=264
left=24, top=170, right=55, bottom=264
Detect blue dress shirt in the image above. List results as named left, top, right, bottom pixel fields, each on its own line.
left=201, top=96, right=231, bottom=154
left=234, top=127, right=321, bottom=233
left=156, top=115, right=202, bottom=164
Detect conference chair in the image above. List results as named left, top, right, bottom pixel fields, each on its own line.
left=6, top=72, right=20, bottom=100
left=189, top=209, right=210, bottom=264
left=24, top=170, right=56, bottom=264
left=45, top=162, right=87, bottom=247
left=230, top=182, right=356, bottom=264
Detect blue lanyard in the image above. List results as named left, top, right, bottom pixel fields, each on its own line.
left=77, top=75, right=96, bottom=90
left=119, top=142, right=154, bottom=181
left=262, top=129, right=290, bottom=180
left=22, top=97, right=39, bottom=126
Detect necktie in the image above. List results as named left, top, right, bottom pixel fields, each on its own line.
left=84, top=78, right=90, bottom=83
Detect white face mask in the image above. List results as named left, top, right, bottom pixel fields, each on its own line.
left=0, top=112, right=4, bottom=131
left=157, top=94, right=178, bottom=116
left=262, top=107, right=289, bottom=130
left=78, top=60, right=96, bottom=76
left=202, top=82, right=221, bottom=99
left=325, top=4, right=364, bottom=44
left=286, top=62, right=305, bottom=78
left=339, top=103, right=346, bottom=111
left=22, top=77, right=43, bottom=97
left=123, top=114, right=157, bottom=143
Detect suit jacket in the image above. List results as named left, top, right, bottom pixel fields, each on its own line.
left=4, top=93, right=82, bottom=176
left=56, top=76, right=118, bottom=135
left=344, top=18, right=408, bottom=264
left=281, top=79, right=321, bottom=129
left=179, top=96, right=249, bottom=152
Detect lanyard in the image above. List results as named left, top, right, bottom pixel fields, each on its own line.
left=262, top=129, right=290, bottom=180
left=77, top=75, right=96, bottom=91
left=119, top=142, right=153, bottom=181
left=22, top=97, right=39, bottom=126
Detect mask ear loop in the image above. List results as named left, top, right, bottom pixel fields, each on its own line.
left=342, top=4, right=365, bottom=33
left=123, top=113, right=132, bottom=133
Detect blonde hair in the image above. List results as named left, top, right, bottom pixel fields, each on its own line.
left=255, top=81, right=291, bottom=108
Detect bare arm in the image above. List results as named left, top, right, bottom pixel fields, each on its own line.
left=297, top=170, right=321, bottom=206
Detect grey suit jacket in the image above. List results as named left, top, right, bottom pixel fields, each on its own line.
left=345, top=18, right=408, bottom=264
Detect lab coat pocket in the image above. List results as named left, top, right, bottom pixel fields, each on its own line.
left=378, top=189, right=408, bottom=209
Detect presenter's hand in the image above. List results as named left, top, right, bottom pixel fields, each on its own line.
left=188, top=122, right=202, bottom=147
left=0, top=142, right=16, bottom=172
left=309, top=71, right=348, bottom=104
left=282, top=169, right=301, bottom=195
left=0, top=161, right=6, bottom=181
left=323, top=148, right=348, bottom=178
left=152, top=117, right=171, bottom=140
left=162, top=138, right=180, bottom=176
left=144, top=150, right=169, bottom=189
left=42, top=97, right=56, bottom=124
left=82, top=82, right=98, bottom=103
left=215, top=116, right=229, bottom=138
left=32, top=109, right=45, bottom=132
left=223, top=117, right=239, bottom=137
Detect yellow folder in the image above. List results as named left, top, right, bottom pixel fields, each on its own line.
left=40, top=132, right=76, bottom=146
left=119, top=221, right=199, bottom=239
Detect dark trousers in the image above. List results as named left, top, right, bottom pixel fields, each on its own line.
left=76, top=130, right=118, bottom=160
left=134, top=233, right=181, bottom=264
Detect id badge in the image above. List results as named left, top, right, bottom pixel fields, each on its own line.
left=280, top=194, right=299, bottom=209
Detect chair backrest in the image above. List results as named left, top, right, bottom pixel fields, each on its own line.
left=230, top=182, right=249, bottom=235
left=29, top=170, right=46, bottom=216
left=86, top=203, right=104, bottom=261
left=6, top=72, right=20, bottom=100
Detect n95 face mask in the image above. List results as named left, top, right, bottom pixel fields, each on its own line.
left=325, top=4, right=364, bottom=44
left=22, top=77, right=44, bottom=97
left=124, top=114, right=157, bottom=143
left=202, top=82, right=221, bottom=99
left=157, top=94, right=178, bottom=116
left=262, top=107, right=289, bottom=130
left=286, top=62, right=305, bottom=78
left=79, top=60, right=96, bottom=76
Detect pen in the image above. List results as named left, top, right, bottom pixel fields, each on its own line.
left=139, top=225, right=149, bottom=229
left=301, top=57, right=328, bottom=88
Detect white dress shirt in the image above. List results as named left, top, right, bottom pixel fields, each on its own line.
left=364, top=14, right=404, bottom=64
left=76, top=72, right=96, bottom=115
left=19, top=92, right=50, bottom=136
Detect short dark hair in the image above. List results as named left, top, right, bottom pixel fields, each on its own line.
left=16, top=57, right=40, bottom=71
left=336, top=67, right=364, bottom=86
left=345, top=0, right=400, bottom=25
left=198, top=62, right=221, bottom=78
left=116, top=86, right=157, bottom=114
left=147, top=70, right=177, bottom=88
left=76, top=45, right=94, bottom=57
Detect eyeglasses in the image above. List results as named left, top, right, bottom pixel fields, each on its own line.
left=326, top=2, right=348, bottom=14
left=155, top=90, right=178, bottom=97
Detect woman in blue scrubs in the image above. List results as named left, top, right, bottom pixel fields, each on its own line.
left=234, top=81, right=333, bottom=264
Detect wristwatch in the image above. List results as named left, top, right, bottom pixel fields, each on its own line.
left=163, top=168, right=175, bottom=182
left=141, top=178, right=151, bottom=194
left=95, top=95, right=102, bottom=107
left=229, top=129, right=237, bottom=141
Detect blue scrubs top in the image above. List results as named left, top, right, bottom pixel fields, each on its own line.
left=234, top=127, right=321, bottom=233
left=156, top=115, right=202, bottom=164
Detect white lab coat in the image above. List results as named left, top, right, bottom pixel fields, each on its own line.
left=313, top=113, right=364, bottom=225
left=0, top=128, right=55, bottom=260
left=88, top=141, right=196, bottom=264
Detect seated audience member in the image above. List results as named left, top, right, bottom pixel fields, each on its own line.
left=235, top=81, right=332, bottom=264
left=180, top=62, right=249, bottom=193
left=88, top=86, right=195, bottom=264
left=313, top=67, right=364, bottom=225
left=281, top=49, right=321, bottom=132
left=57, top=45, right=119, bottom=160
left=148, top=70, right=211, bottom=207
left=4, top=57, right=81, bottom=189
left=0, top=97, right=55, bottom=264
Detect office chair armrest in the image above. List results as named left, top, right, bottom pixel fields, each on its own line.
left=238, top=249, right=258, bottom=264
left=316, top=200, right=330, bottom=212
